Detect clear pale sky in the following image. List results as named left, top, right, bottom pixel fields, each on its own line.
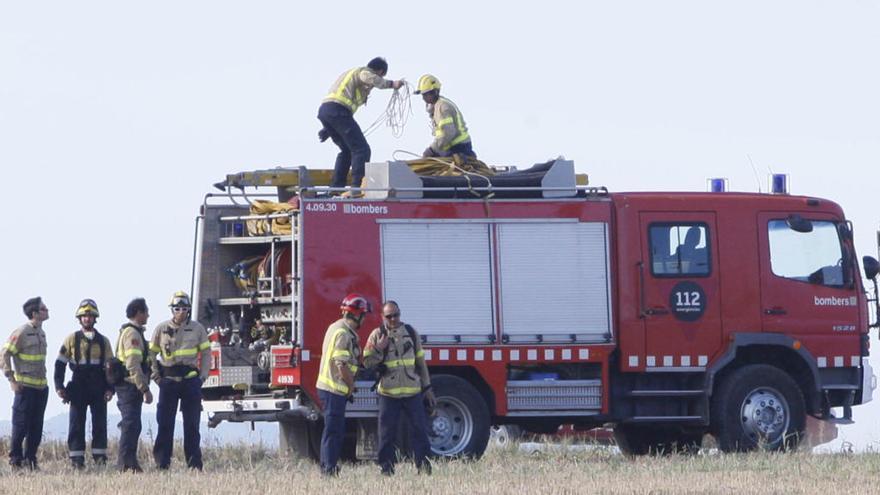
left=1, top=1, right=878, bottom=449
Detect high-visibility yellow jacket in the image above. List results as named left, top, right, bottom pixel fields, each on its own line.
left=363, top=323, right=431, bottom=398
left=117, top=322, right=150, bottom=392
left=149, top=319, right=211, bottom=381
left=1, top=322, right=48, bottom=389
left=316, top=318, right=361, bottom=396
left=323, top=66, right=394, bottom=114
left=429, top=96, right=471, bottom=153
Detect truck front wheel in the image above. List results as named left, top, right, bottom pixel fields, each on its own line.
left=429, top=375, right=491, bottom=458
left=711, top=364, right=806, bottom=452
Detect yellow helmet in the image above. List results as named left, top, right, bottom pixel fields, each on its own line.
left=168, top=291, right=192, bottom=308
left=75, top=299, right=100, bottom=318
left=414, top=74, right=441, bottom=95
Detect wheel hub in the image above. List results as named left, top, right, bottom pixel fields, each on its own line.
left=740, top=387, right=789, bottom=445
left=428, top=396, right=474, bottom=456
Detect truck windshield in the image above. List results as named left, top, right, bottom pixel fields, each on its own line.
left=768, top=219, right=845, bottom=286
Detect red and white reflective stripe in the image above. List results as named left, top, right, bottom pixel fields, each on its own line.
left=816, top=355, right=861, bottom=368
left=422, top=347, right=595, bottom=363
left=641, top=355, right=709, bottom=368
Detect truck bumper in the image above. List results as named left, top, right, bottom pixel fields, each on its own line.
left=861, top=357, right=876, bottom=404
left=204, top=395, right=320, bottom=427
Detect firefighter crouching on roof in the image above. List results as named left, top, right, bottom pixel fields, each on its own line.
left=363, top=300, right=436, bottom=475
left=1, top=297, right=50, bottom=470
left=150, top=291, right=211, bottom=470
left=414, top=74, right=476, bottom=160
left=316, top=293, right=371, bottom=476
left=115, top=297, right=153, bottom=472
left=54, top=299, right=115, bottom=468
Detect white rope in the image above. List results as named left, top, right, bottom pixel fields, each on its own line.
left=363, top=81, right=413, bottom=138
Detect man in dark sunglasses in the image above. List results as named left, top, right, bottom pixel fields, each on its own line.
left=363, top=301, right=435, bottom=475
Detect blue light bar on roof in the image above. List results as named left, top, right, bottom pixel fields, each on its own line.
left=770, top=173, right=789, bottom=194
left=707, top=178, right=728, bottom=192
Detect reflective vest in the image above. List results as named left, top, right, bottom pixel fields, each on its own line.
left=323, top=67, right=389, bottom=114
left=316, top=319, right=360, bottom=396
left=431, top=96, right=471, bottom=152
left=117, top=323, right=150, bottom=391
left=363, top=323, right=431, bottom=398
left=149, top=319, right=210, bottom=380
left=0, top=323, right=48, bottom=388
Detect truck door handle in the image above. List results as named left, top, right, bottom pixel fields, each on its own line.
left=645, top=307, right=669, bottom=316
left=764, top=307, right=787, bottom=315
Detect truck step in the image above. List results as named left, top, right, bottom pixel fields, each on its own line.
left=627, top=415, right=704, bottom=423
left=628, top=390, right=704, bottom=398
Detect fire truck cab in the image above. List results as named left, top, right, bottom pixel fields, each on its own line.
left=193, top=160, right=878, bottom=458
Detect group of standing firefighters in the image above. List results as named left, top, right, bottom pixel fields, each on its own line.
left=1, top=293, right=436, bottom=476
left=1, top=56, right=449, bottom=474
left=1, top=293, right=210, bottom=472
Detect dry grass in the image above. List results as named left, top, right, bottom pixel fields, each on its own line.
left=0, top=438, right=879, bottom=494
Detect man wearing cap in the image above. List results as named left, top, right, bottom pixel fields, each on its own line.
left=1, top=297, right=50, bottom=470
left=150, top=290, right=211, bottom=470
left=54, top=299, right=115, bottom=468
left=318, top=57, right=404, bottom=190
left=414, top=74, right=476, bottom=159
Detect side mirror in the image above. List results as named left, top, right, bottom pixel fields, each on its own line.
left=786, top=214, right=813, bottom=233
left=864, top=256, right=880, bottom=280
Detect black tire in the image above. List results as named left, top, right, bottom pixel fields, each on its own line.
left=613, top=425, right=703, bottom=455
left=429, top=374, right=491, bottom=458
left=711, top=364, right=806, bottom=452
left=279, top=419, right=321, bottom=461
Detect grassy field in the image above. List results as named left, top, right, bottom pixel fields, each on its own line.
left=1, top=439, right=879, bottom=494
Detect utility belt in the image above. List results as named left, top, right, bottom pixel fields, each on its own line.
left=71, top=364, right=105, bottom=380
left=159, top=365, right=199, bottom=378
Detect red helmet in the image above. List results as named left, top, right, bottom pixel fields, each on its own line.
left=340, top=293, right=372, bottom=318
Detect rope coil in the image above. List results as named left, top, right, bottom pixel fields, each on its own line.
left=364, top=81, right=413, bottom=138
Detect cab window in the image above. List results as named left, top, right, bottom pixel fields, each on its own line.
left=649, top=223, right=710, bottom=277
left=768, top=219, right=845, bottom=287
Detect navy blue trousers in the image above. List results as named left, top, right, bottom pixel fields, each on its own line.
left=153, top=377, right=202, bottom=469
left=318, top=389, right=348, bottom=474
left=439, top=141, right=476, bottom=159
left=66, top=379, right=108, bottom=461
left=9, top=386, right=48, bottom=465
left=116, top=382, right=144, bottom=469
left=378, top=393, right=431, bottom=471
left=318, top=102, right=371, bottom=188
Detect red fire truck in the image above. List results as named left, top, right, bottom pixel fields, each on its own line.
left=193, top=160, right=878, bottom=458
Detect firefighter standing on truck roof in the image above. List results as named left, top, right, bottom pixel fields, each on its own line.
left=318, top=57, right=404, bottom=190
left=54, top=299, right=115, bottom=469
left=150, top=291, right=211, bottom=470
left=115, top=297, right=153, bottom=472
left=414, top=74, right=476, bottom=159
left=316, top=293, right=371, bottom=476
left=363, top=301, right=436, bottom=475
left=1, top=297, right=50, bottom=470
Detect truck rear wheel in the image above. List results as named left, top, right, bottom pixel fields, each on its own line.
left=429, top=375, right=491, bottom=458
left=279, top=419, right=321, bottom=461
left=711, top=364, right=805, bottom=452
